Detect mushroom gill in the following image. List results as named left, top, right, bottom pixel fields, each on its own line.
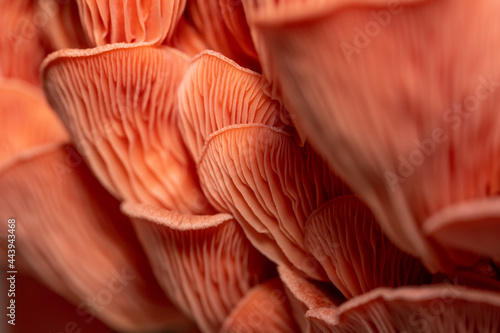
left=278, top=265, right=344, bottom=333
left=243, top=0, right=500, bottom=272
left=122, top=202, right=274, bottom=333
left=279, top=265, right=500, bottom=333
left=0, top=80, right=188, bottom=332
left=177, top=51, right=351, bottom=280
left=42, top=43, right=211, bottom=214
left=75, top=0, right=186, bottom=45
left=307, top=285, right=500, bottom=333
left=304, top=195, right=431, bottom=298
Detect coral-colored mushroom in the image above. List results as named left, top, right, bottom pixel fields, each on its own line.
left=279, top=266, right=500, bottom=333
left=244, top=0, right=500, bottom=272
left=122, top=202, right=274, bottom=333
left=42, top=43, right=210, bottom=214
left=307, top=285, right=500, bottom=333
left=278, top=265, right=344, bottom=333
left=305, top=195, right=431, bottom=298
left=178, top=51, right=351, bottom=280
left=0, top=80, right=189, bottom=332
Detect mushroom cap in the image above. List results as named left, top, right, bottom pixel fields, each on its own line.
left=423, top=198, right=500, bottom=264
left=307, top=285, right=500, bottom=333
left=279, top=264, right=500, bottom=333
left=122, top=202, right=274, bottom=333
left=243, top=0, right=500, bottom=272
left=75, top=0, right=186, bottom=45
left=177, top=50, right=291, bottom=163
left=0, top=75, right=189, bottom=332
left=178, top=51, right=351, bottom=280
left=42, top=43, right=211, bottom=214
left=305, top=195, right=431, bottom=298
left=0, top=144, right=189, bottom=332
left=278, top=265, right=344, bottom=333
left=221, top=279, right=300, bottom=333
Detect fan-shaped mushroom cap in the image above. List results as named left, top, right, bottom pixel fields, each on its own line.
left=178, top=51, right=351, bottom=280
left=75, top=0, right=185, bottom=45
left=278, top=265, right=344, bottom=333
left=0, top=145, right=189, bottom=332
left=305, top=195, right=431, bottom=298
left=423, top=199, right=500, bottom=264
left=0, top=77, right=188, bottom=332
left=243, top=0, right=500, bottom=272
left=185, top=0, right=260, bottom=71
left=122, top=202, right=274, bottom=333
left=178, top=51, right=290, bottom=162
left=307, top=285, right=500, bottom=333
left=42, top=43, right=211, bottom=214
left=221, top=279, right=300, bottom=333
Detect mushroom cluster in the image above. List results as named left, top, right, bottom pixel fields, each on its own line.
left=1, top=0, right=500, bottom=332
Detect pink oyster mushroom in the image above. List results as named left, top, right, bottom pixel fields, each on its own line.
left=243, top=0, right=500, bottom=273
left=41, top=25, right=279, bottom=333
left=178, top=51, right=354, bottom=281
left=1, top=0, right=500, bottom=332
left=0, top=78, right=190, bottom=331
left=280, top=265, right=500, bottom=333
left=122, top=202, right=275, bottom=333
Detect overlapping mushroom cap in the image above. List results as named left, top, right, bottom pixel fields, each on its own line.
left=308, top=285, right=500, bottom=333
left=243, top=0, right=500, bottom=272
left=278, top=265, right=344, bottom=333
left=305, top=195, right=431, bottom=298
left=122, top=202, right=274, bottom=333
left=279, top=265, right=500, bottom=333
left=3, top=0, right=500, bottom=331
left=178, top=51, right=352, bottom=281
left=0, top=79, right=188, bottom=332
left=42, top=43, right=211, bottom=214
